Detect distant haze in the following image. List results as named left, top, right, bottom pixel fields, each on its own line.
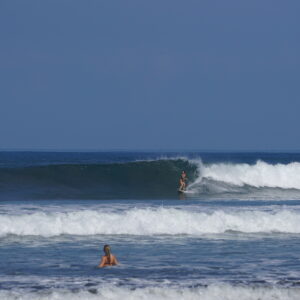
left=1, top=1, right=299, bottom=151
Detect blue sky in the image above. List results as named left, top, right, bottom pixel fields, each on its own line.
left=0, top=1, right=299, bottom=151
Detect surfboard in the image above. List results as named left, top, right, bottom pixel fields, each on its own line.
left=178, top=189, right=185, bottom=193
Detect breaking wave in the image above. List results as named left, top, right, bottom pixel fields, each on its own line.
left=0, top=284, right=299, bottom=300
left=185, top=160, right=300, bottom=199
left=196, top=160, right=300, bottom=189
left=1, top=158, right=300, bottom=200
left=1, top=207, right=300, bottom=237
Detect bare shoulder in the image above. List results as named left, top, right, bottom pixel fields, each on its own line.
left=111, top=254, right=118, bottom=264
left=101, top=255, right=108, bottom=262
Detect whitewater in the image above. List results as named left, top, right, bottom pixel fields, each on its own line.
left=1, top=284, right=300, bottom=300
left=193, top=160, right=300, bottom=189
left=1, top=152, right=300, bottom=300
left=2, top=206, right=300, bottom=237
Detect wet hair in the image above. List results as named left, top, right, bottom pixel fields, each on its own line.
left=103, top=245, right=111, bottom=264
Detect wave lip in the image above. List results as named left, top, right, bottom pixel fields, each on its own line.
left=1, top=208, right=300, bottom=237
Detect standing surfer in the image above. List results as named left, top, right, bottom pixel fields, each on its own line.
left=179, top=170, right=188, bottom=191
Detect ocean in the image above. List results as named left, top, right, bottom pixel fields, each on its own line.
left=1, top=151, right=300, bottom=299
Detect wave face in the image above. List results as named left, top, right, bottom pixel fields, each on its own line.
left=0, top=284, right=299, bottom=300
left=0, top=159, right=197, bottom=199
left=2, top=207, right=300, bottom=237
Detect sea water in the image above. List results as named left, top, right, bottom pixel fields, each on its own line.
left=1, top=152, right=300, bottom=299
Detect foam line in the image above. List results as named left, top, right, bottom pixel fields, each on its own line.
left=1, top=207, right=300, bottom=237
left=0, top=284, right=299, bottom=300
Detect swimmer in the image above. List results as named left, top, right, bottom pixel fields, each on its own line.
left=97, top=244, right=119, bottom=268
left=179, top=170, right=188, bottom=191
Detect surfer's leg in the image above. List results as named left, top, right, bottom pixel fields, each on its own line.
left=180, top=182, right=186, bottom=191
left=179, top=179, right=184, bottom=190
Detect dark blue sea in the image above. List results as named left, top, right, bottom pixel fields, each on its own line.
left=1, top=151, right=300, bottom=299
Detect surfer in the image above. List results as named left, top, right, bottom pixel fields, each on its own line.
left=179, top=170, right=188, bottom=191
left=97, top=245, right=119, bottom=268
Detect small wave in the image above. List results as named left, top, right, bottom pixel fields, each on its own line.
left=1, top=207, right=300, bottom=237
left=0, top=284, right=299, bottom=300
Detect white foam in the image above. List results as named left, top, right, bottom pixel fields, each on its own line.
left=192, top=160, right=300, bottom=189
left=0, top=285, right=299, bottom=300
left=1, top=207, right=300, bottom=237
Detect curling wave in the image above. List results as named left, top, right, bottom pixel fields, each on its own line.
left=1, top=207, right=300, bottom=237
left=0, top=158, right=196, bottom=199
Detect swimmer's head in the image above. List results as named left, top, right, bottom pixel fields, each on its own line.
left=103, top=244, right=111, bottom=263
left=103, top=244, right=111, bottom=256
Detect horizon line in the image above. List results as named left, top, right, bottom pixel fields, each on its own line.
left=1, top=148, right=300, bottom=153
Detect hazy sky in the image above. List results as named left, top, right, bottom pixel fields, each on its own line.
left=1, top=0, right=299, bottom=151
